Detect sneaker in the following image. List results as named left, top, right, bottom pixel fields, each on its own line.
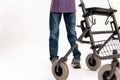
left=51, top=57, right=58, bottom=64
left=71, top=58, right=81, bottom=69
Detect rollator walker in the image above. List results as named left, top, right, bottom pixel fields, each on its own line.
left=52, top=0, right=120, bottom=80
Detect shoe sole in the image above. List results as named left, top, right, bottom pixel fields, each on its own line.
left=71, top=64, right=81, bottom=69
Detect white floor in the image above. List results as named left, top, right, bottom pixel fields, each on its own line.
left=0, top=41, right=113, bottom=80
left=0, top=0, right=120, bottom=80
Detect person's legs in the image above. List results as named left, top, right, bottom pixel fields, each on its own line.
left=49, top=12, right=62, bottom=61
left=63, top=13, right=81, bottom=60
left=63, top=13, right=81, bottom=68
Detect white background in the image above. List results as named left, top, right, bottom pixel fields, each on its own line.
left=0, top=0, right=120, bottom=80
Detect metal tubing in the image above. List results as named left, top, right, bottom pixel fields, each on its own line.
left=80, top=0, right=100, bottom=58
left=108, top=61, right=117, bottom=79
left=92, top=30, right=114, bottom=34
left=64, top=43, right=78, bottom=59
left=56, top=42, right=78, bottom=68
left=112, top=14, right=120, bottom=42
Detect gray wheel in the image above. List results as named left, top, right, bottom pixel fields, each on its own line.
left=86, top=53, right=101, bottom=71
left=52, top=60, right=69, bottom=80
left=98, top=64, right=120, bottom=80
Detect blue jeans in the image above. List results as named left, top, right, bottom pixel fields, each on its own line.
left=49, top=12, right=81, bottom=60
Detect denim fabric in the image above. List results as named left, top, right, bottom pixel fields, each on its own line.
left=49, top=12, right=81, bottom=60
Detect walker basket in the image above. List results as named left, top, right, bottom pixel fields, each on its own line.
left=95, top=38, right=120, bottom=59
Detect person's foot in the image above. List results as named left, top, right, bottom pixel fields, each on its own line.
left=51, top=57, right=58, bottom=64
left=71, top=58, right=81, bottom=69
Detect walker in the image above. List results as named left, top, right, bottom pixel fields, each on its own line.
left=52, top=0, right=120, bottom=80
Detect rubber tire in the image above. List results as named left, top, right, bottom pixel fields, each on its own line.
left=86, top=53, right=101, bottom=71
left=52, top=60, right=69, bottom=80
left=98, top=64, right=120, bottom=80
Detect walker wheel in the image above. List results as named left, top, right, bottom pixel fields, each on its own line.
left=98, top=64, right=120, bottom=80
left=52, top=60, right=69, bottom=80
left=86, top=53, right=101, bottom=71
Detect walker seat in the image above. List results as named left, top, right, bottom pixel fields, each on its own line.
left=84, top=7, right=117, bottom=17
